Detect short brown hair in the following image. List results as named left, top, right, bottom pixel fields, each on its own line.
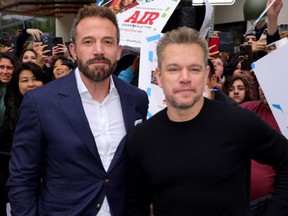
left=70, top=4, right=120, bottom=44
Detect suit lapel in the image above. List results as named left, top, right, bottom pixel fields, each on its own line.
left=108, top=76, right=136, bottom=172
left=57, top=70, right=103, bottom=166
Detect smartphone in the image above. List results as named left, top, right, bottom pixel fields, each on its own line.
left=53, top=37, right=63, bottom=46
left=208, top=37, right=219, bottom=58
left=6, top=35, right=17, bottom=52
left=40, top=34, right=52, bottom=56
left=218, top=32, right=232, bottom=51
left=218, top=32, right=231, bottom=43
left=239, top=44, right=253, bottom=71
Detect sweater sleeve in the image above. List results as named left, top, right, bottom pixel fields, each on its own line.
left=16, top=29, right=31, bottom=58
left=245, top=111, right=288, bottom=216
left=126, top=127, right=152, bottom=216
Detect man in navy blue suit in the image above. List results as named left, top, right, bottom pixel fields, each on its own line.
left=7, top=5, right=148, bottom=216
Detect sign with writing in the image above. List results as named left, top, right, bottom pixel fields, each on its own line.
left=116, top=0, right=180, bottom=47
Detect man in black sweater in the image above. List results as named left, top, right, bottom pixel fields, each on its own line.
left=126, top=26, right=288, bottom=216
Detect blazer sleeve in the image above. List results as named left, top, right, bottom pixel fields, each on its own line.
left=7, top=92, right=45, bottom=216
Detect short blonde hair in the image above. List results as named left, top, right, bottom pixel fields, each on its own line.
left=156, top=27, right=208, bottom=69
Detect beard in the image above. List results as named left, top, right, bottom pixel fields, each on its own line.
left=77, top=56, right=117, bottom=83
left=166, top=89, right=201, bottom=110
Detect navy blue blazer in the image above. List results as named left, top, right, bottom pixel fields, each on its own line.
left=7, top=69, right=149, bottom=216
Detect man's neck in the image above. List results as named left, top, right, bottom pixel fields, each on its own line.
left=166, top=97, right=205, bottom=122
left=80, top=73, right=111, bottom=103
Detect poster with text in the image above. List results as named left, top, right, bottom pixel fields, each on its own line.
left=116, top=0, right=180, bottom=47
left=253, top=43, right=288, bottom=139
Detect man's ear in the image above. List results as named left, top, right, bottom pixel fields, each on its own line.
left=69, top=43, right=77, bottom=61
left=155, top=67, right=162, bottom=88
left=117, top=45, right=122, bottom=61
left=204, top=65, right=210, bottom=85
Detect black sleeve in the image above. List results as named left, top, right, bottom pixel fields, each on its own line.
left=15, top=29, right=31, bottom=58
left=126, top=127, right=152, bottom=216
left=266, top=30, right=281, bottom=45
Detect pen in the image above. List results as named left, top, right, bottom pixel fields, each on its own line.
left=210, top=88, right=219, bottom=92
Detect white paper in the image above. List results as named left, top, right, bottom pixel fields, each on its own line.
left=253, top=44, right=288, bottom=139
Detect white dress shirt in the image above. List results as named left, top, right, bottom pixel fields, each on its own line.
left=75, top=69, right=126, bottom=216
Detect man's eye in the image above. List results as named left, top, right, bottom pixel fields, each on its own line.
left=167, top=68, right=178, bottom=72
left=191, top=68, right=201, bottom=73
left=83, top=40, right=92, bottom=45
left=103, top=40, right=113, bottom=45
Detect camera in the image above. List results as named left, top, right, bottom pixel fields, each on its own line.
left=238, top=44, right=253, bottom=71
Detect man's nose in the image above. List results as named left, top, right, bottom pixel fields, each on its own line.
left=93, top=42, right=104, bottom=55
left=179, top=69, right=191, bottom=82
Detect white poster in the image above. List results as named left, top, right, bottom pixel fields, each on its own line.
left=253, top=44, right=288, bottom=139
left=138, top=31, right=165, bottom=118
left=116, top=0, right=180, bottom=47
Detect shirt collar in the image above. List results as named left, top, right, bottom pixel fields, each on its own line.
left=75, top=67, right=117, bottom=97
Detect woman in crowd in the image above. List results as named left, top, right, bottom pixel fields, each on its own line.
left=20, top=48, right=37, bottom=64
left=4, top=62, right=48, bottom=138
left=224, top=75, right=251, bottom=104
left=52, top=56, right=75, bottom=79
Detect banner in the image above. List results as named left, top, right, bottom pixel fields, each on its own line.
left=116, top=0, right=180, bottom=47
left=253, top=44, right=288, bottom=139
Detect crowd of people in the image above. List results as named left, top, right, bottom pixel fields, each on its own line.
left=0, top=0, right=287, bottom=215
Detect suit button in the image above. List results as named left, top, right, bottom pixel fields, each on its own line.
left=96, top=203, right=101, bottom=209
left=105, top=178, right=110, bottom=183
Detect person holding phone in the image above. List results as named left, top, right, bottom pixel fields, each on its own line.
left=52, top=37, right=71, bottom=58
